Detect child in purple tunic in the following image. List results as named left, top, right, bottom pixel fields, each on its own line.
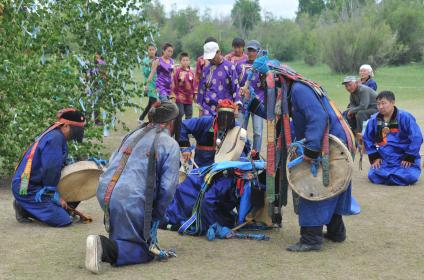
left=146, top=43, right=174, bottom=101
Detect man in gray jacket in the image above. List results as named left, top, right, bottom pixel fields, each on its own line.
left=342, top=76, right=378, bottom=133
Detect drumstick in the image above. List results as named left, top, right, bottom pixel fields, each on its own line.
left=65, top=205, right=93, bottom=223
left=232, top=221, right=249, bottom=232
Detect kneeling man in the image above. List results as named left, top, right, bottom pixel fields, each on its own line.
left=12, top=108, right=86, bottom=227
left=85, top=101, right=180, bottom=273
left=363, top=91, right=422, bottom=186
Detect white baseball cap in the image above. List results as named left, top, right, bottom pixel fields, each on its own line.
left=203, top=42, right=220, bottom=60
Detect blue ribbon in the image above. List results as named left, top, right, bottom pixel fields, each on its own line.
left=34, top=186, right=60, bottom=205
left=88, top=157, right=108, bottom=167
left=288, top=141, right=321, bottom=177
left=180, top=145, right=194, bottom=153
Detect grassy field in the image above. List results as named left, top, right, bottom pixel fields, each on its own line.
left=1, top=61, right=423, bottom=280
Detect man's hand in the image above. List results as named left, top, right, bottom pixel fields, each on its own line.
left=347, top=111, right=353, bottom=119
left=60, top=198, right=68, bottom=209
left=371, top=158, right=382, bottom=169
left=241, top=87, right=250, bottom=100
left=401, top=160, right=412, bottom=168
left=181, top=151, right=192, bottom=163
left=303, top=155, right=313, bottom=162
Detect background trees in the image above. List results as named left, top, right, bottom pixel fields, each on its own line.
left=0, top=0, right=155, bottom=175
left=147, top=0, right=424, bottom=70
left=1, top=0, right=424, bottom=176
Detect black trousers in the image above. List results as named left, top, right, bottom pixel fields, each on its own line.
left=300, top=214, right=346, bottom=245
left=99, top=235, right=118, bottom=265
left=344, top=108, right=377, bottom=133
left=139, top=97, right=158, bottom=121
left=174, top=103, right=193, bottom=142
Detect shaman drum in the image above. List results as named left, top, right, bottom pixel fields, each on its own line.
left=286, top=135, right=353, bottom=201
left=215, top=126, right=247, bottom=163
left=57, top=161, right=105, bottom=201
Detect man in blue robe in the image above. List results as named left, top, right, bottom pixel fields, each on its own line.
left=85, top=101, right=180, bottom=274
left=244, top=53, right=359, bottom=252
left=179, top=99, right=249, bottom=167
left=363, top=91, right=422, bottom=186
left=164, top=161, right=266, bottom=235
left=12, top=108, right=86, bottom=227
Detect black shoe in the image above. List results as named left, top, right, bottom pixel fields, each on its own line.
left=13, top=200, right=32, bottom=223
left=324, top=233, right=346, bottom=243
left=286, top=242, right=322, bottom=252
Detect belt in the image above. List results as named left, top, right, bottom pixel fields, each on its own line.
left=196, top=145, right=215, bottom=151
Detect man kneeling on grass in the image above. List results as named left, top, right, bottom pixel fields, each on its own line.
left=363, top=91, right=422, bottom=186
left=85, top=101, right=180, bottom=274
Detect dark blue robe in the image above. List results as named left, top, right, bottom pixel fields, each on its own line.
left=165, top=161, right=266, bottom=234
left=363, top=109, right=422, bottom=186
left=12, top=129, right=71, bottom=227
left=178, top=116, right=250, bottom=167
left=250, top=82, right=359, bottom=226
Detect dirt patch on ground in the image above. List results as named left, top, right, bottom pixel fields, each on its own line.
left=1, top=105, right=424, bottom=280
left=1, top=158, right=423, bottom=280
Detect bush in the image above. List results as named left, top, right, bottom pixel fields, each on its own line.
left=381, top=1, right=424, bottom=64
left=319, top=16, right=397, bottom=73
left=250, top=19, right=303, bottom=61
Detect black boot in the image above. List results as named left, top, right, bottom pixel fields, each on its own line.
left=286, top=242, right=322, bottom=252
left=287, top=226, right=323, bottom=252
left=324, top=214, right=346, bottom=242
left=13, top=200, right=32, bottom=223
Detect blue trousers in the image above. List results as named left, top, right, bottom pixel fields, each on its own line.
left=238, top=112, right=263, bottom=152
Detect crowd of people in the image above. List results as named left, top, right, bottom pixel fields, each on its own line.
left=10, top=36, right=422, bottom=274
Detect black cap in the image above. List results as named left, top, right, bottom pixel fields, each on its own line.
left=150, top=101, right=179, bottom=123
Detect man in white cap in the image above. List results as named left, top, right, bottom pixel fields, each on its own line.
left=85, top=101, right=180, bottom=274
left=197, top=41, right=240, bottom=116
left=342, top=76, right=378, bottom=133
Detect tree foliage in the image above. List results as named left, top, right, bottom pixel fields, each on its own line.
left=298, top=0, right=325, bottom=17
left=0, top=0, right=155, bottom=176
left=231, top=0, right=261, bottom=37
left=380, top=0, right=424, bottom=64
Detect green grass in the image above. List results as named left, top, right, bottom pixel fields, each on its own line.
left=104, top=61, right=424, bottom=154
left=287, top=61, right=424, bottom=109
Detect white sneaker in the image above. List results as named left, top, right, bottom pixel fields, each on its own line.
left=85, top=235, right=103, bottom=274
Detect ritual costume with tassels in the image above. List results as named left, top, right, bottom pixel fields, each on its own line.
left=244, top=51, right=360, bottom=251
left=363, top=107, right=422, bottom=186
left=164, top=157, right=267, bottom=236
left=178, top=99, right=249, bottom=167
left=88, top=101, right=179, bottom=272
left=11, top=109, right=86, bottom=227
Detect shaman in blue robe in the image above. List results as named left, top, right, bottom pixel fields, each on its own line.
left=249, top=82, right=359, bottom=227
left=363, top=108, right=422, bottom=186
left=165, top=161, right=266, bottom=235
left=12, top=129, right=71, bottom=227
left=96, top=125, right=180, bottom=266
left=178, top=116, right=250, bottom=167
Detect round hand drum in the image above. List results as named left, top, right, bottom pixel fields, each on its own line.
left=58, top=161, right=105, bottom=202
left=215, top=126, right=247, bottom=163
left=286, top=135, right=354, bottom=201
